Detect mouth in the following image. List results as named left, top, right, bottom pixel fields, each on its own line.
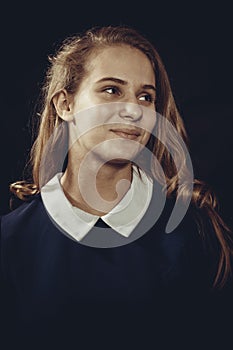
left=110, top=128, right=141, bottom=140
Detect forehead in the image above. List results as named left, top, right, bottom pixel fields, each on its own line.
left=86, top=45, right=155, bottom=85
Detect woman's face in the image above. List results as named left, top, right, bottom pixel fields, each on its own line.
left=68, top=45, right=156, bottom=163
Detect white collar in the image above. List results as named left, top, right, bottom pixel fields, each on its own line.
left=41, top=167, right=153, bottom=242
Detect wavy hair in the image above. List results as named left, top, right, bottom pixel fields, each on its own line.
left=10, top=25, right=233, bottom=289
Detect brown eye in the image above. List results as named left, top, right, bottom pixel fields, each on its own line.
left=104, top=87, right=120, bottom=95
left=139, top=94, right=155, bottom=103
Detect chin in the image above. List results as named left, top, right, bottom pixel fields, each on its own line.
left=91, top=142, right=143, bottom=165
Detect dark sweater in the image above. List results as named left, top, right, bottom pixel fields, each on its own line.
left=0, top=194, right=232, bottom=349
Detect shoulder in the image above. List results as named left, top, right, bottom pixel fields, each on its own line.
left=157, top=197, right=221, bottom=281
left=0, top=194, right=68, bottom=280
left=1, top=194, right=42, bottom=219
left=149, top=193, right=210, bottom=244
left=160, top=195, right=218, bottom=243
left=174, top=200, right=219, bottom=258
left=0, top=194, right=48, bottom=239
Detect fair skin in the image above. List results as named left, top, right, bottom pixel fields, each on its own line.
left=53, top=45, right=156, bottom=215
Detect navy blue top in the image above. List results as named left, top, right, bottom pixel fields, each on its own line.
left=0, top=194, right=232, bottom=349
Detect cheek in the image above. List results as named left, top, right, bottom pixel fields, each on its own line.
left=84, top=127, right=109, bottom=145
left=72, top=89, right=95, bottom=113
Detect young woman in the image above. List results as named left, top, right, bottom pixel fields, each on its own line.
left=1, top=25, right=232, bottom=348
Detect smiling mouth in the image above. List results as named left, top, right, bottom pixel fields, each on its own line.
left=110, top=129, right=141, bottom=140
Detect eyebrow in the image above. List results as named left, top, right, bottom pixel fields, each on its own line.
left=95, top=77, right=156, bottom=92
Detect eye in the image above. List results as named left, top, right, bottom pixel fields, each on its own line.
left=103, top=86, right=120, bottom=95
left=138, top=94, right=155, bottom=103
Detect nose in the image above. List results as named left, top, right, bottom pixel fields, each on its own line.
left=119, top=102, right=142, bottom=121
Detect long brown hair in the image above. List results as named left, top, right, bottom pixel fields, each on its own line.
left=10, top=25, right=233, bottom=289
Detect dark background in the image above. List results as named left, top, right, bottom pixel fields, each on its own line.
left=1, top=2, right=232, bottom=227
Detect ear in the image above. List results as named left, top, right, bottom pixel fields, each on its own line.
left=52, top=90, right=74, bottom=122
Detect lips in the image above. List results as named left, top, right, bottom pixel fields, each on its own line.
left=110, top=128, right=141, bottom=140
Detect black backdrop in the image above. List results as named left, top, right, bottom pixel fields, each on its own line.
left=1, top=2, right=232, bottom=227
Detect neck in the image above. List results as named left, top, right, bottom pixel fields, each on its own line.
left=61, top=155, right=132, bottom=216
